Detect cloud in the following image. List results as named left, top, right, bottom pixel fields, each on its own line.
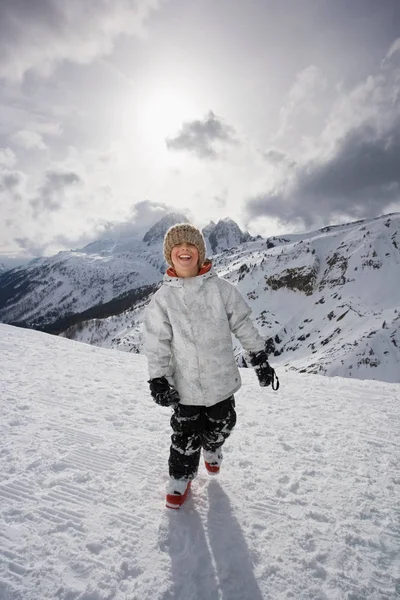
left=30, top=170, right=81, bottom=216
left=0, top=170, right=25, bottom=193
left=0, top=150, right=26, bottom=196
left=0, top=0, right=162, bottom=81
left=245, top=41, right=400, bottom=230
left=275, top=65, right=327, bottom=140
left=386, top=37, right=400, bottom=60
left=263, top=149, right=288, bottom=164
left=166, top=111, right=237, bottom=159
left=31, top=121, right=63, bottom=137
left=98, top=199, right=171, bottom=238
left=263, top=148, right=296, bottom=170
left=248, top=123, right=400, bottom=228
left=0, top=160, right=28, bottom=255
left=11, top=130, right=47, bottom=151
left=0, top=147, right=17, bottom=168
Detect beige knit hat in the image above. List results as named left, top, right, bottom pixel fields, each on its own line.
left=163, top=223, right=206, bottom=268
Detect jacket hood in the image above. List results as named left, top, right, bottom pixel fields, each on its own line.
left=163, top=260, right=214, bottom=287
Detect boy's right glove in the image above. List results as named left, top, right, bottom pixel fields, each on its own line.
left=148, top=376, right=180, bottom=407
left=249, top=350, right=280, bottom=390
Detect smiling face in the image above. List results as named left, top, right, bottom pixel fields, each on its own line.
left=170, top=242, right=200, bottom=278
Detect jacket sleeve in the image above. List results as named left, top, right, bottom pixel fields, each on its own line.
left=143, top=293, right=174, bottom=380
left=222, top=280, right=265, bottom=354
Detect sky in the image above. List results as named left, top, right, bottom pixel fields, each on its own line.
left=1, top=0, right=400, bottom=264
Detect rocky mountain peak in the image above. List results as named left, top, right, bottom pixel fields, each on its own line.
left=203, top=217, right=250, bottom=254
left=142, top=212, right=189, bottom=244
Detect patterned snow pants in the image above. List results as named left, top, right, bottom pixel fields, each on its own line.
left=169, top=396, right=237, bottom=480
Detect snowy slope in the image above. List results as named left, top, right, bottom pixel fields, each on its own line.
left=1, top=324, right=399, bottom=600
left=215, top=213, right=400, bottom=382
left=62, top=213, right=400, bottom=383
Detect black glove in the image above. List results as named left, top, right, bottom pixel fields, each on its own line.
left=148, top=376, right=180, bottom=407
left=249, top=350, right=279, bottom=389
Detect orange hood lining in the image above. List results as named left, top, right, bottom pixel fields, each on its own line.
left=166, top=261, right=212, bottom=278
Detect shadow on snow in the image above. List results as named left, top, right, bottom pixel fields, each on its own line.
left=161, top=480, right=264, bottom=600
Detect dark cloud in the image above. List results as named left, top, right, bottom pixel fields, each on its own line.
left=263, top=149, right=288, bottom=164
left=263, top=148, right=297, bottom=170
left=30, top=170, right=81, bottom=216
left=166, top=111, right=237, bottom=159
left=13, top=236, right=53, bottom=258
left=45, top=171, right=81, bottom=188
left=98, top=200, right=171, bottom=239
left=244, top=32, right=400, bottom=230
left=246, top=118, right=400, bottom=228
left=0, top=0, right=161, bottom=80
left=0, top=171, right=24, bottom=192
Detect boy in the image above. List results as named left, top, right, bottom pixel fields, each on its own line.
left=143, top=223, right=275, bottom=508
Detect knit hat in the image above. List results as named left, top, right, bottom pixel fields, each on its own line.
left=163, top=223, right=206, bottom=268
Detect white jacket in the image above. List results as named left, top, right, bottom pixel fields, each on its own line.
left=143, top=265, right=265, bottom=406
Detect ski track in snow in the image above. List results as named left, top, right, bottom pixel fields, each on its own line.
left=0, top=324, right=399, bottom=600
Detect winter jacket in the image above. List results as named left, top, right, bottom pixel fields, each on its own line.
left=143, top=264, right=265, bottom=406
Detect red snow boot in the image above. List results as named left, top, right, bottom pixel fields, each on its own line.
left=205, top=461, right=220, bottom=475
left=204, top=449, right=222, bottom=475
left=166, top=480, right=191, bottom=510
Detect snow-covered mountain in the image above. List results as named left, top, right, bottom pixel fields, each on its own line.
left=0, top=213, right=187, bottom=331
left=142, top=212, right=190, bottom=244
left=61, top=213, right=400, bottom=383
left=217, top=213, right=400, bottom=382
left=203, top=217, right=251, bottom=254
left=1, top=211, right=400, bottom=382
left=0, top=214, right=250, bottom=331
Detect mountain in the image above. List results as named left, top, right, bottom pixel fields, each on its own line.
left=143, top=212, right=190, bottom=244
left=61, top=213, right=400, bottom=383
left=1, top=323, right=399, bottom=600
left=219, top=213, right=400, bottom=382
left=0, top=213, right=249, bottom=333
left=1, top=211, right=400, bottom=382
left=0, top=213, right=188, bottom=332
left=202, top=217, right=251, bottom=255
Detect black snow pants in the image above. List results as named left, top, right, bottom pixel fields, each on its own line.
left=169, top=396, right=237, bottom=480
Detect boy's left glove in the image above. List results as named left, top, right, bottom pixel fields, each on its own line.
left=148, top=376, right=180, bottom=406
left=249, top=350, right=280, bottom=390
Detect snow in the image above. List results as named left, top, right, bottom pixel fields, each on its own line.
left=1, top=323, right=399, bottom=600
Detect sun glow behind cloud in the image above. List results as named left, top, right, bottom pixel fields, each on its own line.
left=139, top=87, right=198, bottom=142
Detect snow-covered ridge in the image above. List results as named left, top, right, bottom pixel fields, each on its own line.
left=63, top=213, right=400, bottom=383
left=1, top=212, right=400, bottom=382
left=215, top=213, right=400, bottom=382
left=0, top=213, right=250, bottom=331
